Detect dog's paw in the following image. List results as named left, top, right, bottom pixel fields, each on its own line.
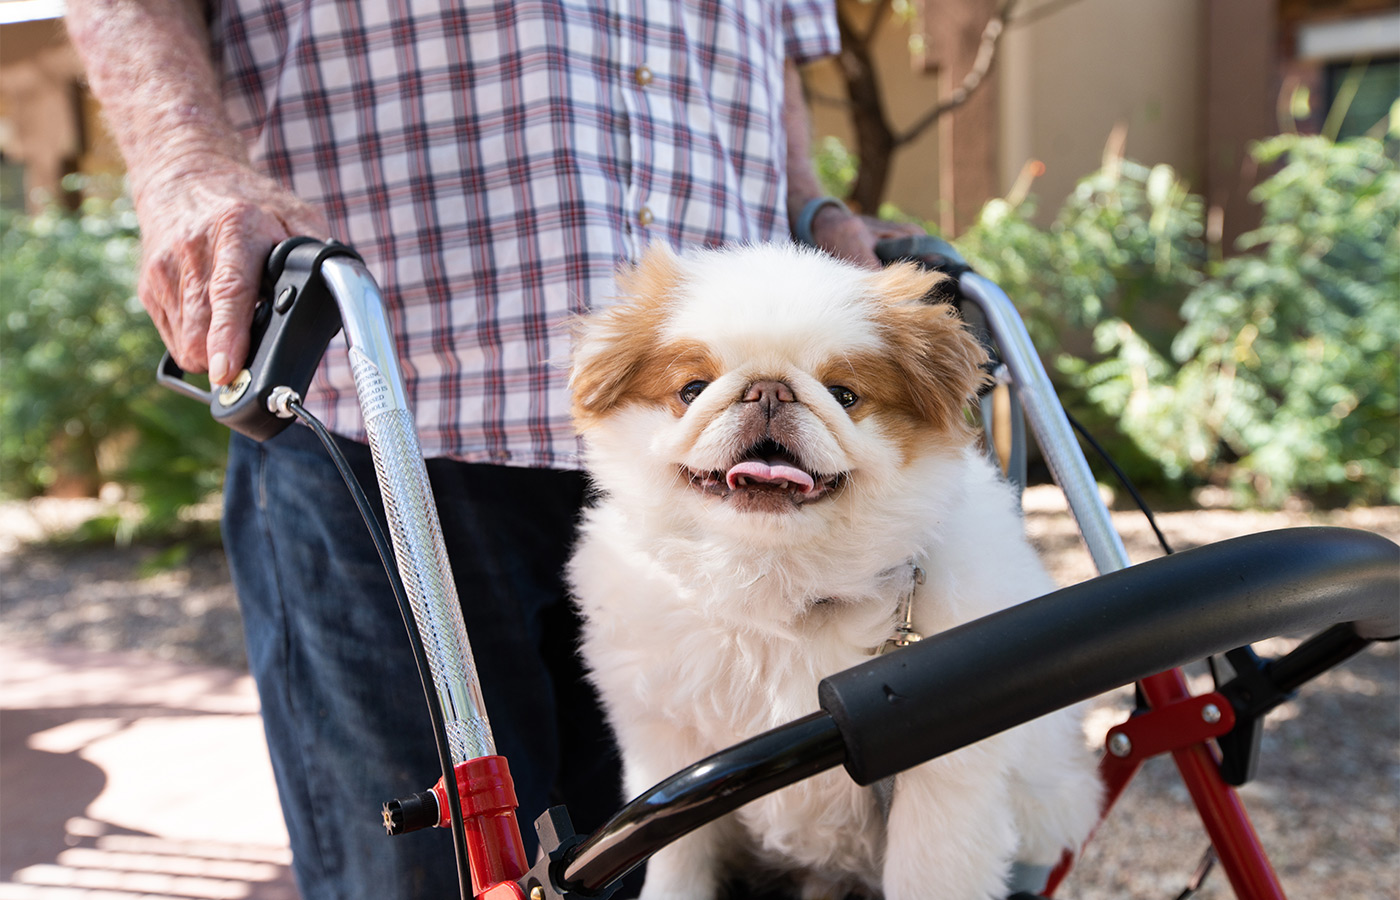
left=882, top=753, right=1022, bottom=900
left=1008, top=711, right=1103, bottom=864
left=635, top=827, right=723, bottom=900
left=637, top=877, right=718, bottom=900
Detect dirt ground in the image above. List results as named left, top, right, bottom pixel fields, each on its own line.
left=1019, top=489, right=1400, bottom=900
left=1, top=490, right=1397, bottom=899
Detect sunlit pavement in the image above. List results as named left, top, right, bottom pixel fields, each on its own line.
left=0, top=641, right=299, bottom=899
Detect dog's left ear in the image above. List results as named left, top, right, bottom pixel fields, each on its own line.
left=866, top=262, right=991, bottom=433
left=571, top=244, right=687, bottom=429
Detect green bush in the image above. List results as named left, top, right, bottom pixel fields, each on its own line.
left=954, top=156, right=1212, bottom=494
left=0, top=198, right=229, bottom=538
left=958, top=158, right=1207, bottom=351
left=956, top=133, right=1398, bottom=506
left=1082, top=134, right=1398, bottom=505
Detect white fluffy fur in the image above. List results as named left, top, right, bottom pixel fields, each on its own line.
left=568, top=243, right=1101, bottom=900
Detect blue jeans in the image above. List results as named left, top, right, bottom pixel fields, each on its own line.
left=223, top=424, right=625, bottom=899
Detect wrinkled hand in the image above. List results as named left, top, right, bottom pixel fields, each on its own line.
left=808, top=205, right=926, bottom=270
left=134, top=156, right=328, bottom=385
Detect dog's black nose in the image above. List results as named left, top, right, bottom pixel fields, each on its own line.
left=743, top=380, right=796, bottom=417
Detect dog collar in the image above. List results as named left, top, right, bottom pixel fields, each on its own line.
left=875, top=565, right=926, bottom=655
left=809, top=563, right=925, bottom=655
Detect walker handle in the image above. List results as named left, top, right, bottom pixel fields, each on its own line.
left=154, top=237, right=351, bottom=441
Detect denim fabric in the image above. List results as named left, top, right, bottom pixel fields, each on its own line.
left=223, top=424, right=624, bottom=899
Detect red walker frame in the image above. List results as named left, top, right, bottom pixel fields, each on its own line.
left=1043, top=667, right=1285, bottom=899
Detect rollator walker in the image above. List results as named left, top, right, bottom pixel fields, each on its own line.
left=160, top=235, right=1399, bottom=900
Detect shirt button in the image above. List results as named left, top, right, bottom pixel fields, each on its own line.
left=637, top=206, right=654, bottom=227
left=633, top=65, right=654, bottom=87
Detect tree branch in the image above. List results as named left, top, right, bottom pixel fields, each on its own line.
left=894, top=0, right=1018, bottom=147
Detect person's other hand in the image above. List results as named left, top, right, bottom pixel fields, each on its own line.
left=134, top=156, right=328, bottom=385
left=808, top=205, right=926, bottom=270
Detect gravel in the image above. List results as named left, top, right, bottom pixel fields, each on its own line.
left=0, top=499, right=246, bottom=670
left=2, top=491, right=1396, bottom=899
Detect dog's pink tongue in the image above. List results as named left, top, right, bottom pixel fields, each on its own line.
left=726, top=460, right=815, bottom=494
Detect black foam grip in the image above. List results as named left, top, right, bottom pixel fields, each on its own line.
left=818, top=527, right=1399, bottom=786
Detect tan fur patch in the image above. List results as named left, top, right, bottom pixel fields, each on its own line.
left=865, top=260, right=950, bottom=307
left=838, top=262, right=990, bottom=460
left=571, top=246, right=722, bottom=428
left=616, top=241, right=687, bottom=302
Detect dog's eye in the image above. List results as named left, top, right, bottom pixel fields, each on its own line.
left=828, top=385, right=859, bottom=409
left=679, top=381, right=709, bottom=405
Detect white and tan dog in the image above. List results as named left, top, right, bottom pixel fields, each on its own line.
left=567, top=243, right=1100, bottom=900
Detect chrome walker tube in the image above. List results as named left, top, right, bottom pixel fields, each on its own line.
left=958, top=272, right=1132, bottom=577
left=319, top=257, right=495, bottom=765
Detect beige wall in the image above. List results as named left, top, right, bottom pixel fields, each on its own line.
left=0, top=18, right=85, bottom=210
left=0, top=17, right=142, bottom=209
left=805, top=1, right=1207, bottom=231
left=999, top=0, right=1206, bottom=222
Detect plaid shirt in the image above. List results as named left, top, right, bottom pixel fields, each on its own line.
left=210, top=0, right=839, bottom=467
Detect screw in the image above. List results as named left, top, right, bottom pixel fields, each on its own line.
left=530, top=888, right=545, bottom=900
left=216, top=369, right=253, bottom=407
left=1202, top=703, right=1222, bottom=724
left=1107, top=732, right=1132, bottom=758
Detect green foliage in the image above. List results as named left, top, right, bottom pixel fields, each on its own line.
left=0, top=199, right=229, bottom=538
left=958, top=157, right=1208, bottom=353
left=954, top=157, right=1211, bottom=493
left=814, top=134, right=860, bottom=201
left=958, top=134, right=1398, bottom=506
left=1116, top=134, right=1397, bottom=505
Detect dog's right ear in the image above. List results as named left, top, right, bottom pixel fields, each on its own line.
left=570, top=244, right=689, bottom=429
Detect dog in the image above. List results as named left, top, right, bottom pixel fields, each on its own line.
left=567, top=242, right=1101, bottom=900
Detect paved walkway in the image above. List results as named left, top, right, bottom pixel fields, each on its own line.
left=0, top=641, right=299, bottom=899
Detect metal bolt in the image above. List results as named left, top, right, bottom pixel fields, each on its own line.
left=1107, top=732, right=1132, bottom=758
left=267, top=385, right=302, bottom=419
left=530, top=888, right=545, bottom=900
left=1201, top=703, right=1222, bottom=724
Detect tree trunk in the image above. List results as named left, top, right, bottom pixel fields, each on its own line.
left=836, top=4, right=896, bottom=213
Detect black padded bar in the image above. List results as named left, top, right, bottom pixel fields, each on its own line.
left=818, top=527, right=1398, bottom=786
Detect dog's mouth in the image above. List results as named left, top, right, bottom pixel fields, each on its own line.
left=683, top=440, right=845, bottom=509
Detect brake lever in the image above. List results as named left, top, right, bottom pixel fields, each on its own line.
left=156, top=238, right=358, bottom=441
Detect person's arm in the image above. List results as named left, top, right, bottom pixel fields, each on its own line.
left=783, top=60, right=876, bottom=266
left=66, top=0, right=327, bottom=385
left=782, top=60, right=922, bottom=269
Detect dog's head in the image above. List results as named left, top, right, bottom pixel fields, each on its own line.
left=571, top=243, right=988, bottom=540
